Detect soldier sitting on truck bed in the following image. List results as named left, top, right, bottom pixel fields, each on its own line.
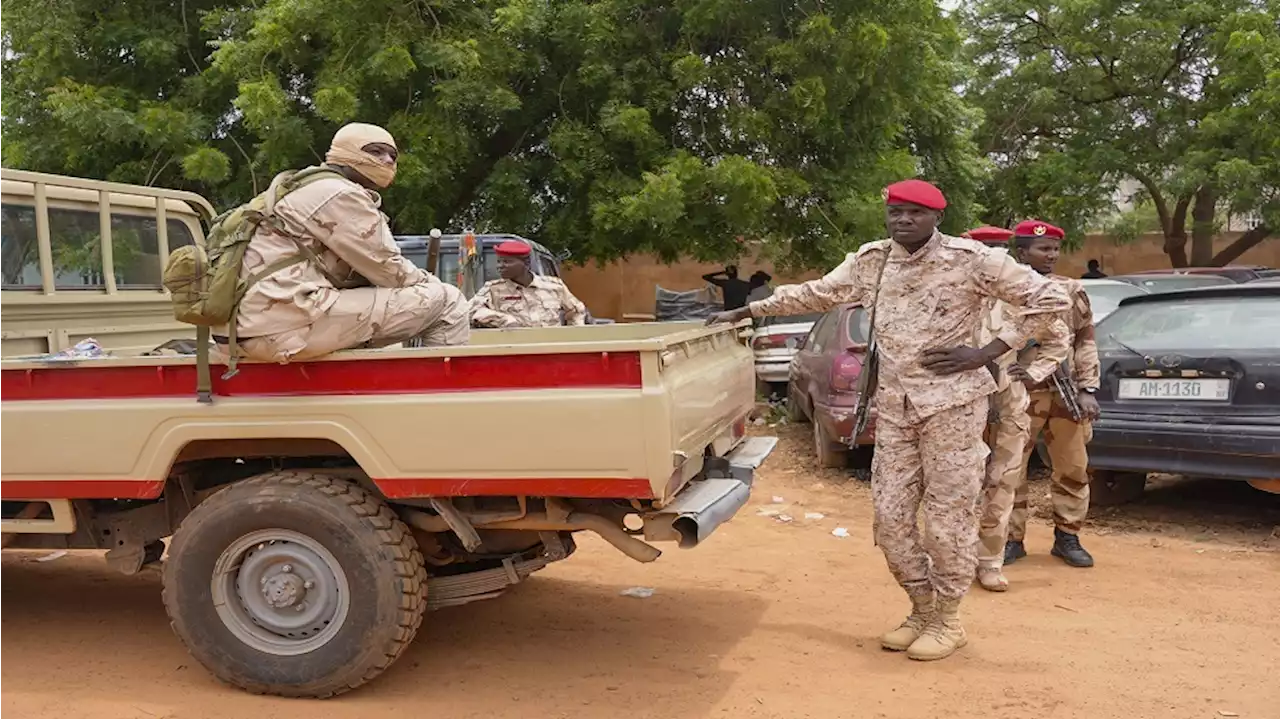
left=225, top=123, right=470, bottom=362
left=469, top=240, right=588, bottom=328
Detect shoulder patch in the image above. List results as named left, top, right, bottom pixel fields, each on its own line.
left=853, top=239, right=892, bottom=257
left=940, top=234, right=986, bottom=253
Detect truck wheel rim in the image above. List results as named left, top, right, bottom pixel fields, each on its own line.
left=211, top=529, right=350, bottom=656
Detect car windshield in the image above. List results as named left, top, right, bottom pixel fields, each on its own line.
left=847, top=307, right=871, bottom=343
left=1084, top=283, right=1148, bottom=318
left=1127, top=275, right=1233, bottom=293
left=1098, top=295, right=1278, bottom=352
left=758, top=312, right=823, bottom=328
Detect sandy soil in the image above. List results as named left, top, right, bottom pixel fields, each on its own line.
left=3, top=425, right=1278, bottom=719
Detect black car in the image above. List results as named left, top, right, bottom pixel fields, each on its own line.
left=1084, top=284, right=1280, bottom=504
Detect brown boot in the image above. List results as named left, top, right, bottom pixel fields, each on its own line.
left=880, top=590, right=936, bottom=651
left=907, top=597, right=968, bottom=661
left=976, top=565, right=1009, bottom=592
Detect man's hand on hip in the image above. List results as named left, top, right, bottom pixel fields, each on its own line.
left=921, top=345, right=995, bottom=375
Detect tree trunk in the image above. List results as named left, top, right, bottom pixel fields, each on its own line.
left=1210, top=225, right=1273, bottom=266
left=1189, top=186, right=1217, bottom=266
left=1162, top=195, right=1192, bottom=268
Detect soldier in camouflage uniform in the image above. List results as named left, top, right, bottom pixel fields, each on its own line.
left=964, top=226, right=1072, bottom=592
left=709, top=181, right=1071, bottom=661
left=1002, top=221, right=1101, bottom=569
left=469, top=241, right=588, bottom=328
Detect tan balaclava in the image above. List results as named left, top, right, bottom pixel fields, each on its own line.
left=325, top=123, right=398, bottom=189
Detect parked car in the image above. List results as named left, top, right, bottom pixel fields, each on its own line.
left=1080, top=278, right=1149, bottom=322
left=1126, top=266, right=1275, bottom=283
left=787, top=304, right=875, bottom=467
left=1112, top=273, right=1234, bottom=294
left=395, top=233, right=612, bottom=324
left=1247, top=276, right=1280, bottom=286
left=1083, top=284, right=1280, bottom=505
left=751, top=313, right=822, bottom=393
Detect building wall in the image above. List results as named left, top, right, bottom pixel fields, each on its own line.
left=563, top=232, right=1279, bottom=320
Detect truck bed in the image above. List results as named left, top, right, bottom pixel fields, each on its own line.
left=1, top=322, right=757, bottom=505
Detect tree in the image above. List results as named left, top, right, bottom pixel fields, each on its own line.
left=962, top=0, right=1279, bottom=267
left=3, top=0, right=983, bottom=271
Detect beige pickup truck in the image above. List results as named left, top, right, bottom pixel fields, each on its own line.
left=0, top=169, right=776, bottom=698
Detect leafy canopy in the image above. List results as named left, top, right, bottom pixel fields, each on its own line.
left=3, top=0, right=983, bottom=270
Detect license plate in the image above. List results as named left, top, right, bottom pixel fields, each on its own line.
left=1117, top=378, right=1231, bottom=401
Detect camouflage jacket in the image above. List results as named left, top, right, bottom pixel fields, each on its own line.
left=748, top=232, right=1071, bottom=419
left=469, top=276, right=587, bottom=328
left=1017, top=275, right=1101, bottom=390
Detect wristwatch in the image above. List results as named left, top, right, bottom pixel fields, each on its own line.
left=1079, top=387, right=1098, bottom=394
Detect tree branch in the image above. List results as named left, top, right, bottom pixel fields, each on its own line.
left=1210, top=225, right=1272, bottom=267
left=1128, top=168, right=1170, bottom=236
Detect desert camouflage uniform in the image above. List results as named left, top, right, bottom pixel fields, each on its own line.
left=975, top=268, right=1072, bottom=567
left=227, top=173, right=469, bottom=363
left=1009, top=276, right=1100, bottom=540
left=469, top=276, right=587, bottom=328
left=748, top=232, right=1071, bottom=600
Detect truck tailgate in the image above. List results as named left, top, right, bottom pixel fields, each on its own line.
left=651, top=322, right=757, bottom=504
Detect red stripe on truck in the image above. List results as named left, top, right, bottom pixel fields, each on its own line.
left=373, top=477, right=654, bottom=499
left=0, top=351, right=644, bottom=401
left=1, top=477, right=652, bottom=501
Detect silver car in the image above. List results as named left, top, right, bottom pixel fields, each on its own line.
left=1079, top=278, right=1149, bottom=322
left=750, top=313, right=822, bottom=393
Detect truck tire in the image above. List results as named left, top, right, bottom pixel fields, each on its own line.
left=162, top=471, right=427, bottom=698
left=1089, top=470, right=1147, bottom=508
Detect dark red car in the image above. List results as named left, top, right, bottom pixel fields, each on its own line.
left=786, top=303, right=875, bottom=467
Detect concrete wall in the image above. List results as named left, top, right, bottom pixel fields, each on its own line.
left=563, top=232, right=1279, bottom=320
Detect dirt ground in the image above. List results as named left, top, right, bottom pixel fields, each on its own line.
left=4, top=425, right=1279, bottom=719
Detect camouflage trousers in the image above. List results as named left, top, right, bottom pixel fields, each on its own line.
left=977, top=382, right=1031, bottom=567
left=1009, top=390, right=1092, bottom=541
left=872, top=396, right=989, bottom=601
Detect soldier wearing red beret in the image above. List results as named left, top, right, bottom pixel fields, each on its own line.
left=469, top=240, right=588, bottom=329
left=990, top=220, right=1101, bottom=577
left=710, top=181, right=1072, bottom=661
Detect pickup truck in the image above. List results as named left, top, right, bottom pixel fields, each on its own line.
left=0, top=170, right=776, bottom=698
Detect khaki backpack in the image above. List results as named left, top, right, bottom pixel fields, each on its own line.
left=163, top=166, right=344, bottom=403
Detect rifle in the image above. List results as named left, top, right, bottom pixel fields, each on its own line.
left=1022, top=339, right=1083, bottom=422
left=850, top=257, right=889, bottom=445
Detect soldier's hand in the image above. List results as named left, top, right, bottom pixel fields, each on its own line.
left=706, top=308, right=751, bottom=326
left=1077, top=392, right=1101, bottom=422
left=1007, top=364, right=1032, bottom=383
left=921, top=345, right=991, bottom=375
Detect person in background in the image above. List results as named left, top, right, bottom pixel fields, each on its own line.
left=1003, top=221, right=1101, bottom=571
left=469, top=240, right=587, bottom=328
left=965, top=225, right=1071, bottom=593
left=708, top=180, right=1070, bottom=661
left=1081, top=259, right=1107, bottom=279
left=702, top=265, right=753, bottom=310
left=229, top=123, right=470, bottom=363
left=747, top=271, right=774, bottom=304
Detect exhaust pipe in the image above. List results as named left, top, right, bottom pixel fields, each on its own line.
left=645, top=478, right=751, bottom=549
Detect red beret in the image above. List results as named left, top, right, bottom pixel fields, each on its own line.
left=494, top=240, right=532, bottom=257
left=1012, top=220, right=1064, bottom=239
left=964, top=226, right=1014, bottom=245
left=884, top=179, right=947, bottom=210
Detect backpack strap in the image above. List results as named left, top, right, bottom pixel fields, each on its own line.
left=200, top=167, right=345, bottom=397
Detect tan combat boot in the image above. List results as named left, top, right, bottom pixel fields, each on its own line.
left=880, top=591, right=936, bottom=651
left=976, top=565, right=1009, bottom=592
left=907, top=597, right=968, bottom=661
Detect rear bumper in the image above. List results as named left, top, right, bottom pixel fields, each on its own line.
left=1088, top=416, right=1280, bottom=480
left=643, top=436, right=777, bottom=548
left=754, top=359, right=793, bottom=383
left=814, top=401, right=876, bottom=446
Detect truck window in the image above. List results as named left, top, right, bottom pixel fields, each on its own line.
left=1, top=203, right=196, bottom=291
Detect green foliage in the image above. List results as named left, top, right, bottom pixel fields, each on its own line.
left=962, top=0, right=1278, bottom=264
left=4, top=0, right=984, bottom=270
